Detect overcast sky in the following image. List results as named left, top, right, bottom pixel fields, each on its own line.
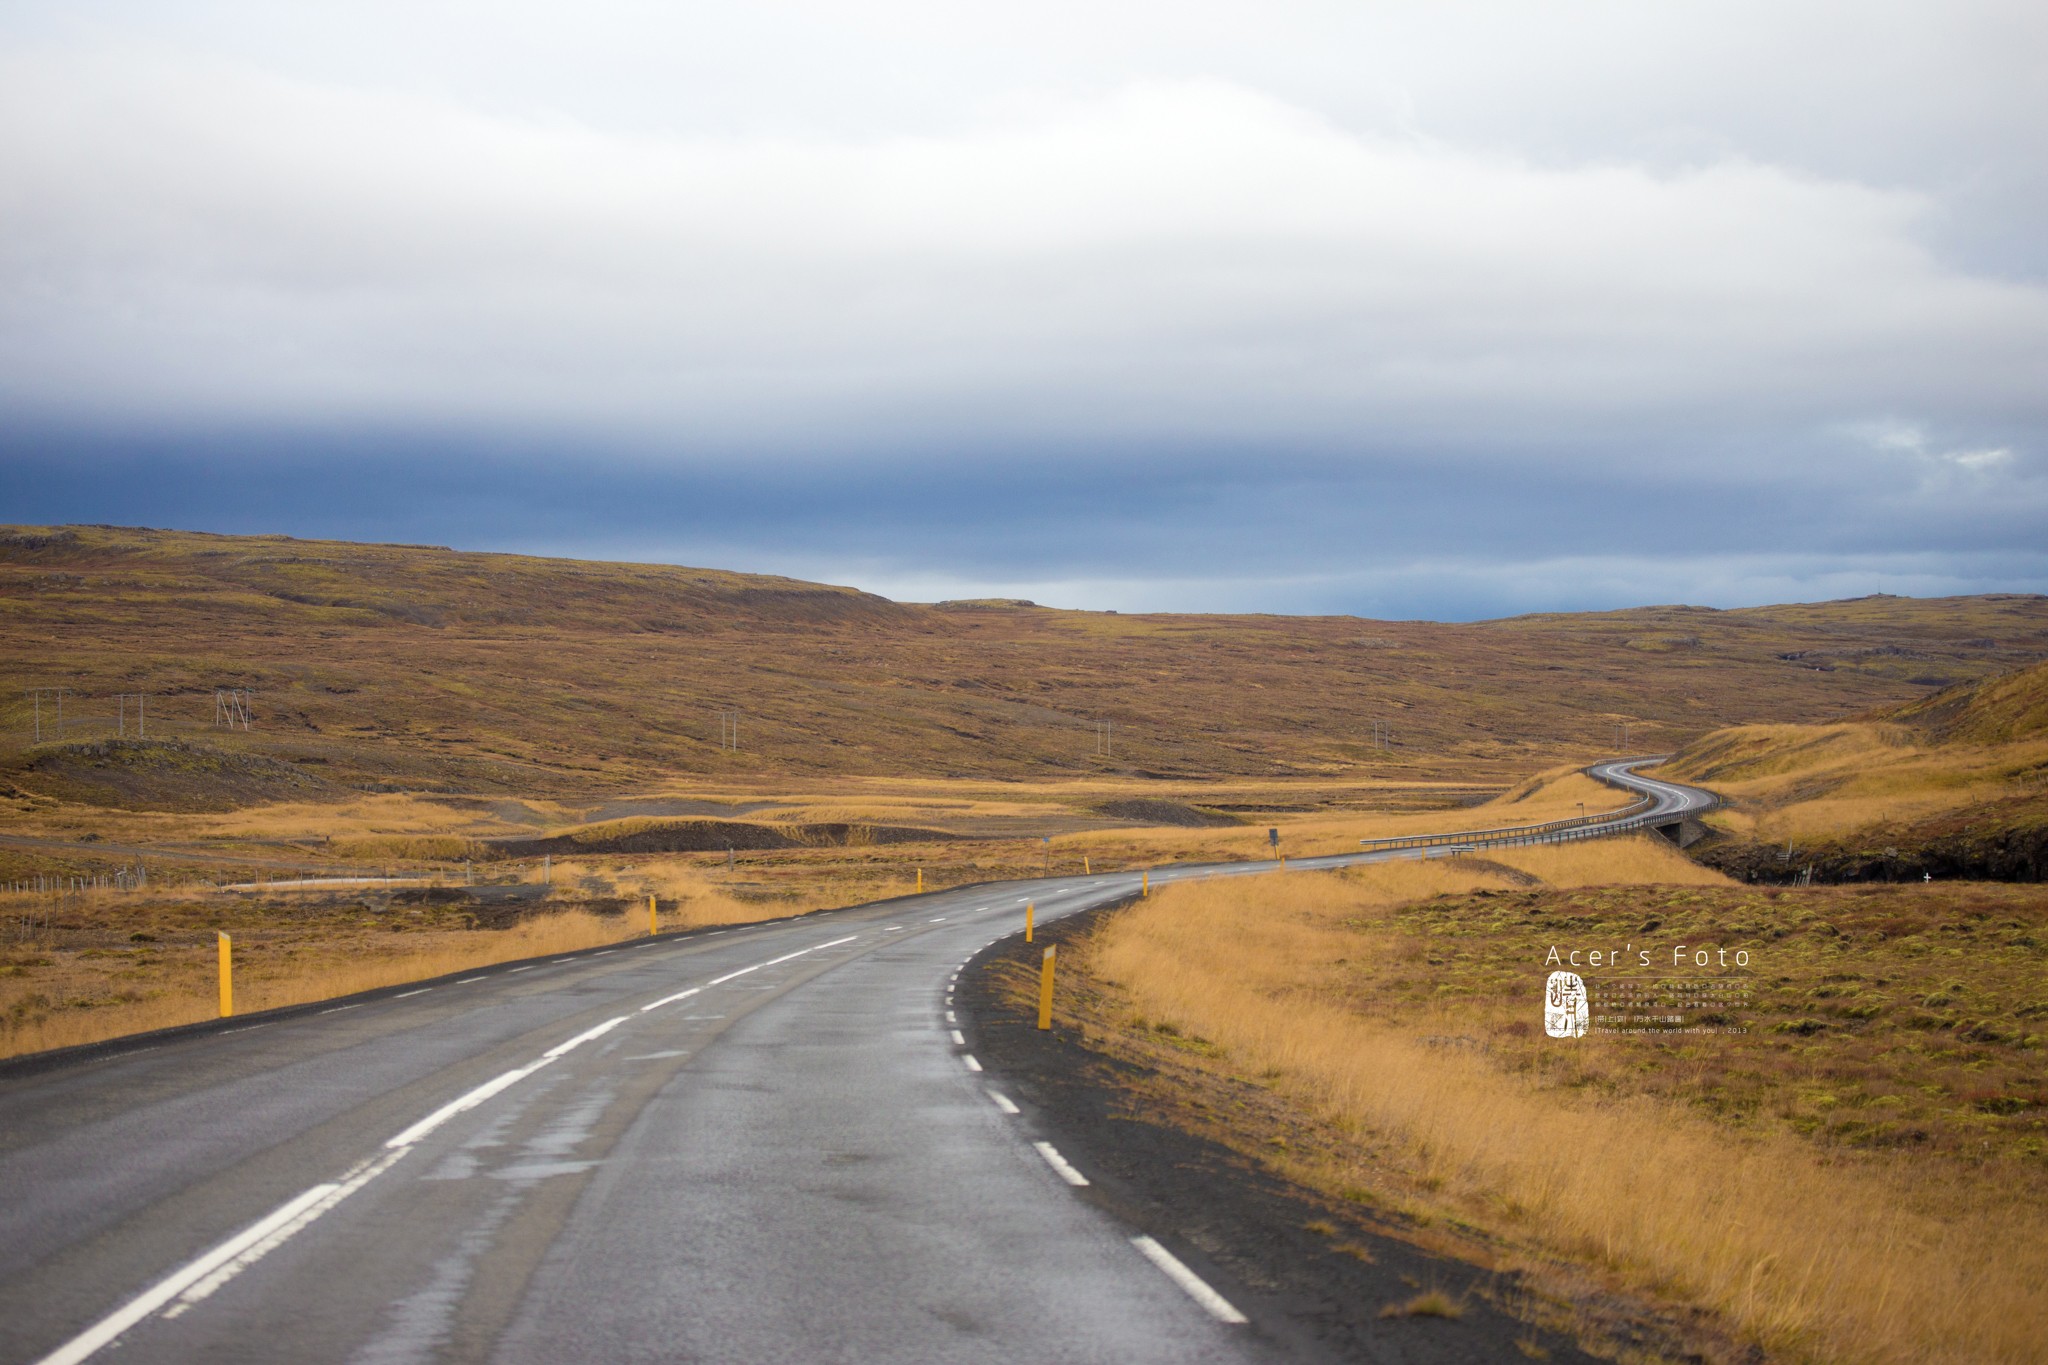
left=3, top=1, right=2044, bottom=617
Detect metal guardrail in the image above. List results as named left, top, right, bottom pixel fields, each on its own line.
left=1356, top=794, right=1654, bottom=851
left=1357, top=758, right=1719, bottom=853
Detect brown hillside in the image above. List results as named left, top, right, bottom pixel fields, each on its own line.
left=4, top=525, right=2046, bottom=801
left=1662, top=657, right=2048, bottom=881
left=1877, top=657, right=2048, bottom=744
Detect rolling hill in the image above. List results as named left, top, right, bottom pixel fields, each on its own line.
left=5, top=524, right=2047, bottom=806
left=1662, top=659, right=2048, bottom=880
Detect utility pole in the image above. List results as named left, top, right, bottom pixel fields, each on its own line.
left=215, top=689, right=254, bottom=730
left=26, top=688, right=68, bottom=744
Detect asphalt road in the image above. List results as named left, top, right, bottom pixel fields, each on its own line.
left=0, top=760, right=1713, bottom=1364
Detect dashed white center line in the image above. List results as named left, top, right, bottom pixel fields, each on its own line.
left=1033, top=1141, right=1089, bottom=1186
left=988, top=1090, right=1020, bottom=1114
left=929, top=917, right=947, bottom=923
left=949, top=1029, right=966, bottom=1046
left=318, top=1004, right=361, bottom=1015
left=962, top=1054, right=983, bottom=1072
left=883, top=926, right=904, bottom=933
left=507, top=966, right=535, bottom=974
left=456, top=977, right=484, bottom=985
left=944, top=1010, right=956, bottom=1024
left=393, top=989, right=428, bottom=999
left=1131, top=1237, right=1249, bottom=1324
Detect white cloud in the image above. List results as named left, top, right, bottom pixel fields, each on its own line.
left=1, top=46, right=2042, bottom=467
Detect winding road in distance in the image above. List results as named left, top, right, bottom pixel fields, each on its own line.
left=0, top=760, right=1717, bottom=1365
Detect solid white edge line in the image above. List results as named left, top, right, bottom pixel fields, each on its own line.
left=988, top=1090, right=1020, bottom=1114
left=1130, top=1236, right=1249, bottom=1324
left=32, top=1183, right=339, bottom=1365
left=41, top=982, right=709, bottom=1362
left=640, top=986, right=701, bottom=1013
left=1032, top=1141, right=1090, bottom=1186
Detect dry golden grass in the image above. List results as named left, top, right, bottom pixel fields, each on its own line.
left=0, top=861, right=912, bottom=1060
left=2, top=909, right=644, bottom=1057
left=1380, top=1290, right=1463, bottom=1321
left=535, top=857, right=916, bottom=927
left=10, top=525, right=2036, bottom=801
left=1057, top=767, right=1644, bottom=865
left=1660, top=721, right=2048, bottom=845
left=0, top=764, right=1667, bottom=1062
left=1487, top=837, right=1734, bottom=887
left=6, top=773, right=1502, bottom=853
left=1089, top=859, right=2047, bottom=1365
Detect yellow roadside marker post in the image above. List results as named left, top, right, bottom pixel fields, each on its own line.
left=1037, top=945, right=1056, bottom=1030
left=649, top=893, right=658, bottom=936
left=917, top=867, right=924, bottom=893
left=217, top=931, right=233, bottom=1018
left=1142, top=869, right=1149, bottom=897
left=1084, top=856, right=1091, bottom=874
left=1025, top=901, right=1034, bottom=943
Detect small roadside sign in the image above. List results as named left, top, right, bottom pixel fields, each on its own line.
left=1268, top=828, right=1279, bottom=848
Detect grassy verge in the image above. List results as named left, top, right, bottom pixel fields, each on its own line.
left=1073, top=848, right=2047, bottom=1364
left=0, top=860, right=904, bottom=1058
left=0, top=765, right=1646, bottom=1059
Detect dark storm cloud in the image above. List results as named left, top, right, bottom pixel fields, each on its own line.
left=6, top=421, right=2042, bottom=619
left=1, top=2, right=2043, bottom=615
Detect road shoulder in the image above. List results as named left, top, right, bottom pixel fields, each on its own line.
left=959, top=901, right=1755, bottom=1365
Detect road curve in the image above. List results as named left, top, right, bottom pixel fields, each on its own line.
left=0, top=760, right=1715, bottom=1364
